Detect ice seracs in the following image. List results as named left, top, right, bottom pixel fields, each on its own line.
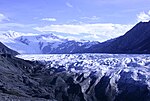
left=16, top=54, right=150, bottom=80
left=16, top=54, right=150, bottom=101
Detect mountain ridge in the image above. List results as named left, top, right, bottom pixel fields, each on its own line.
left=0, top=31, right=99, bottom=54
left=1, top=21, right=150, bottom=54
left=83, top=21, right=150, bottom=54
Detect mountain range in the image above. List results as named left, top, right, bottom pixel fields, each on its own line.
left=0, top=31, right=99, bottom=54
left=1, top=21, right=150, bottom=54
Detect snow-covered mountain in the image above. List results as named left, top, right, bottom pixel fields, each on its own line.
left=0, top=31, right=99, bottom=54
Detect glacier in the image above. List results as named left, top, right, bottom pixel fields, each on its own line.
left=16, top=54, right=150, bottom=101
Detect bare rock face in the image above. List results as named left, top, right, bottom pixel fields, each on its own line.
left=0, top=55, right=56, bottom=101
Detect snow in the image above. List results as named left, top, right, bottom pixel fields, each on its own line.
left=0, top=31, right=64, bottom=54
left=15, top=53, right=150, bottom=100
left=16, top=54, right=150, bottom=83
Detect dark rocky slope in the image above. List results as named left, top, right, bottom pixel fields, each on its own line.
left=84, top=21, right=150, bottom=53
left=0, top=55, right=55, bottom=101
left=0, top=42, right=18, bottom=55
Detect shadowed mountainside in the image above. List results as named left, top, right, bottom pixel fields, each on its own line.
left=84, top=21, right=150, bottom=53
left=0, top=42, right=18, bottom=55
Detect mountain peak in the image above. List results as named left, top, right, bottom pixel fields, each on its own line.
left=41, top=33, right=60, bottom=39
left=2, top=30, right=23, bottom=39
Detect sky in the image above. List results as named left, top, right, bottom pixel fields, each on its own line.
left=0, top=0, right=150, bottom=42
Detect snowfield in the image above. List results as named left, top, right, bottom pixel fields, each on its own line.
left=16, top=54, right=150, bottom=101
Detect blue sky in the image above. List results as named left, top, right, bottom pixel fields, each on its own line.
left=0, top=0, right=150, bottom=41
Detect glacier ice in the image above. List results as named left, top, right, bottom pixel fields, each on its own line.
left=16, top=54, right=150, bottom=101
left=16, top=54, right=150, bottom=81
